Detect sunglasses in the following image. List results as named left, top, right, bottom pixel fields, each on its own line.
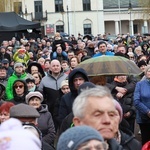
left=14, top=85, right=24, bottom=89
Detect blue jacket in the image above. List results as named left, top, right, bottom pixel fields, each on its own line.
left=93, top=51, right=114, bottom=57
left=134, top=79, right=150, bottom=123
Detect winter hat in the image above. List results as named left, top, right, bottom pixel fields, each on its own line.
left=26, top=77, right=35, bottom=84
left=113, top=99, right=123, bottom=122
left=61, top=80, right=69, bottom=88
left=25, top=91, right=43, bottom=104
left=10, top=103, right=40, bottom=118
left=0, top=118, right=41, bottom=150
left=14, top=62, right=23, bottom=69
left=57, top=125, right=104, bottom=150
left=78, top=82, right=95, bottom=94
left=138, top=60, right=147, bottom=68
left=73, top=73, right=86, bottom=80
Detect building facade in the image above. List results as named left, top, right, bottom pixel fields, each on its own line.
left=10, top=0, right=150, bottom=37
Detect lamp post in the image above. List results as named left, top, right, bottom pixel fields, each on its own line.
left=128, top=0, right=132, bottom=35
left=67, top=5, right=70, bottom=36
left=118, top=0, right=122, bottom=34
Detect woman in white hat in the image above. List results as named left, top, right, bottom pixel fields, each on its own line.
left=26, top=91, right=56, bottom=147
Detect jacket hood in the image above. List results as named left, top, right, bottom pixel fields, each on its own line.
left=38, top=104, right=48, bottom=113
left=68, top=68, right=89, bottom=93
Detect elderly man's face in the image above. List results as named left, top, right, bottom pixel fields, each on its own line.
left=74, top=96, right=119, bottom=140
left=0, top=69, right=7, bottom=78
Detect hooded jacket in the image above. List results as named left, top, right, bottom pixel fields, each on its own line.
left=58, top=68, right=89, bottom=125
left=10, top=79, right=28, bottom=104
left=37, top=104, right=56, bottom=146
left=6, top=72, right=28, bottom=100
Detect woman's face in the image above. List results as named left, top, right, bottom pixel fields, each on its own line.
left=0, top=111, right=10, bottom=123
left=14, top=83, right=25, bottom=96
left=70, top=58, right=78, bottom=68
left=31, top=66, right=38, bottom=74
left=28, top=97, right=41, bottom=109
left=32, top=73, right=41, bottom=85
left=27, top=82, right=35, bottom=90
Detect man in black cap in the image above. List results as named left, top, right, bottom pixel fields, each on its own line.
left=58, top=68, right=89, bottom=125
left=10, top=103, right=55, bottom=150
left=1, top=59, right=13, bottom=77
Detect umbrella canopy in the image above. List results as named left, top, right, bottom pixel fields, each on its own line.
left=76, top=56, right=142, bottom=76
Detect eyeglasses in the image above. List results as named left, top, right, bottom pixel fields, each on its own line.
left=14, top=85, right=24, bottom=89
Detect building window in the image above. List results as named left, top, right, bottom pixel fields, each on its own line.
left=84, top=24, right=91, bottom=34
left=83, top=0, right=91, bottom=11
left=34, top=1, right=43, bottom=20
left=56, top=25, right=64, bottom=32
left=55, top=0, right=63, bottom=12
left=14, top=2, right=22, bottom=14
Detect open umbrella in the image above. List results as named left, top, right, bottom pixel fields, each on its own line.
left=76, top=55, right=142, bottom=76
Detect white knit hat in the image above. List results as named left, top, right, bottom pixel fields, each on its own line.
left=0, top=118, right=41, bottom=150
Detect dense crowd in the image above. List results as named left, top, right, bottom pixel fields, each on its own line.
left=0, top=32, right=150, bottom=149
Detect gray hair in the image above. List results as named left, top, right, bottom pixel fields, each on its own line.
left=73, top=85, right=113, bottom=118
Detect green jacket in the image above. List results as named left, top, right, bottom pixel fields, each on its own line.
left=6, top=72, right=27, bottom=100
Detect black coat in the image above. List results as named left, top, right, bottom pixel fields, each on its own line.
left=52, top=38, right=66, bottom=52
left=106, top=79, right=136, bottom=119
left=58, top=68, right=89, bottom=124
left=120, top=130, right=141, bottom=150
left=0, top=52, right=11, bottom=62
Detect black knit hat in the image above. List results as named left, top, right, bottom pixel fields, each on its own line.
left=138, top=60, right=147, bottom=68
left=78, top=82, right=95, bottom=94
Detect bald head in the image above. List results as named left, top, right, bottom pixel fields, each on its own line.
left=50, top=59, right=61, bottom=75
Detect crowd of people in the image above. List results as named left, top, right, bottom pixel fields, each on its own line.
left=0, top=32, right=150, bottom=149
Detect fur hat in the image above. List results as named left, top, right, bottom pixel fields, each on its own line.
left=10, top=103, right=40, bottom=118
left=57, top=125, right=104, bottom=150
left=25, top=92, right=43, bottom=104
